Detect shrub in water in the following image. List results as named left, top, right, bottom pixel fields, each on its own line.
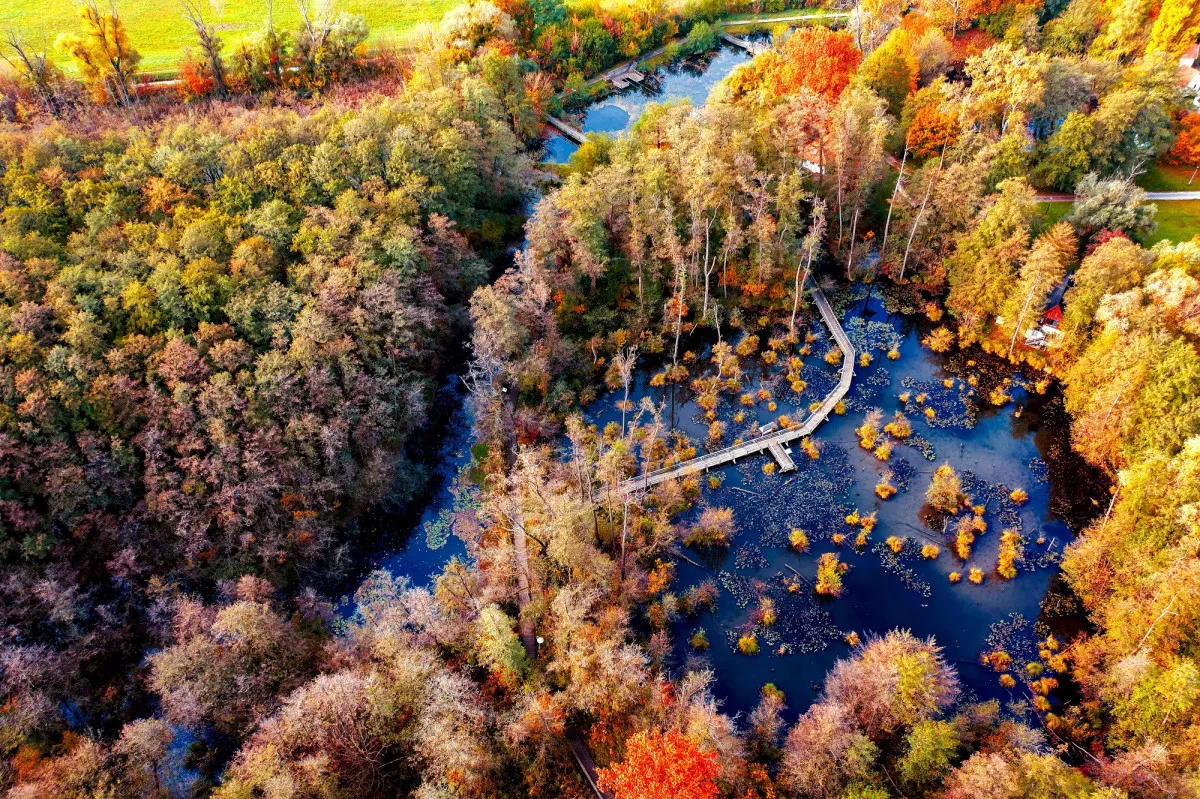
left=790, top=528, right=810, bottom=552
left=738, top=634, right=760, bottom=655
left=815, top=553, right=845, bottom=597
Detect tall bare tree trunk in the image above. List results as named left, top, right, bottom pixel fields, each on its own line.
left=881, top=146, right=907, bottom=267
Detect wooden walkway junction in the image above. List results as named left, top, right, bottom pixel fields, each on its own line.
left=607, top=285, right=854, bottom=497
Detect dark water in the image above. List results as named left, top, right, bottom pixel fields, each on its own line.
left=543, top=42, right=757, bottom=164
left=578, top=285, right=1102, bottom=719
left=366, top=375, right=474, bottom=586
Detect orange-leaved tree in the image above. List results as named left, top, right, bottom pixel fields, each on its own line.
left=741, top=27, right=861, bottom=105
left=1167, top=112, right=1200, bottom=184
left=906, top=103, right=960, bottom=158
left=56, top=0, right=140, bottom=106
left=597, top=729, right=720, bottom=799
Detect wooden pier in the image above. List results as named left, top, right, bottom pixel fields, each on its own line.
left=720, top=31, right=768, bottom=54
left=604, top=285, right=854, bottom=497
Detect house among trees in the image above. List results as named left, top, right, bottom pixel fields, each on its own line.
left=1179, top=44, right=1200, bottom=105
left=1025, top=276, right=1072, bottom=349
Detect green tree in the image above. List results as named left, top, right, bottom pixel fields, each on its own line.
left=947, top=178, right=1037, bottom=332
left=898, top=719, right=960, bottom=785
left=476, top=604, right=531, bottom=684
left=1066, top=173, right=1157, bottom=238
left=1033, top=112, right=1096, bottom=191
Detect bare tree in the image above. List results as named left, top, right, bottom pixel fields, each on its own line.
left=180, top=0, right=228, bottom=98
left=1, top=30, right=63, bottom=115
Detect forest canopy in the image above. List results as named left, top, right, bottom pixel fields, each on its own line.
left=2, top=0, right=1200, bottom=795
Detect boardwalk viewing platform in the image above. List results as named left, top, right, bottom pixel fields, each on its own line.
left=606, top=286, right=854, bottom=497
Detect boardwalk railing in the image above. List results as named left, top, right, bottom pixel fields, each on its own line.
left=604, top=285, right=854, bottom=497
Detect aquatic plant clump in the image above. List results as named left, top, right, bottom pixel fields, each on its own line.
left=815, top=553, right=845, bottom=597
left=738, top=633, right=760, bottom=655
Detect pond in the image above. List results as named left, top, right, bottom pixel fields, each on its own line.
left=360, top=34, right=1104, bottom=720
left=542, top=40, right=760, bottom=164
left=578, top=284, right=1104, bottom=720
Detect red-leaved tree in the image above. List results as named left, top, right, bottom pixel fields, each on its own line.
left=597, top=729, right=720, bottom=799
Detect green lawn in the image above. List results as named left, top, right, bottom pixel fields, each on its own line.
left=1035, top=201, right=1073, bottom=235
left=0, top=0, right=458, bottom=75
left=1144, top=199, right=1200, bottom=246
left=1037, top=200, right=1200, bottom=246
left=1136, top=163, right=1200, bottom=192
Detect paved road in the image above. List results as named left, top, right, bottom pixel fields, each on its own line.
left=1037, top=191, right=1200, bottom=201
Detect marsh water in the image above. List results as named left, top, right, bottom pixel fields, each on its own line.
left=364, top=38, right=1104, bottom=720
left=362, top=38, right=770, bottom=585
left=543, top=38, right=760, bottom=164
left=579, top=285, right=1103, bottom=718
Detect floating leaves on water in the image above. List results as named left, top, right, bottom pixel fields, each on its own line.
left=1027, top=457, right=1050, bottom=484
left=424, top=508, right=455, bottom=550
left=844, top=317, right=904, bottom=356
left=734, top=545, right=769, bottom=571
left=984, top=614, right=1041, bottom=673
left=871, top=541, right=932, bottom=598
left=900, top=375, right=977, bottom=429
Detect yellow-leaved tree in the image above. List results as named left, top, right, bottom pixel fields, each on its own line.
left=1148, top=0, right=1200, bottom=58
left=56, top=0, right=140, bottom=106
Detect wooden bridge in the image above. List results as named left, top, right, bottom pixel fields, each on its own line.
left=546, top=115, right=587, bottom=145
left=607, top=285, right=853, bottom=497
left=719, top=31, right=769, bottom=54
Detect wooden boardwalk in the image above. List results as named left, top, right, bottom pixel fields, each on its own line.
left=719, top=31, right=768, bottom=54
left=608, top=286, right=854, bottom=497
left=567, top=733, right=614, bottom=799
left=546, top=115, right=587, bottom=144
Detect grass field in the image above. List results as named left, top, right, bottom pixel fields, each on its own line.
left=1136, top=163, right=1200, bottom=192
left=0, top=0, right=459, bottom=75
left=1037, top=200, right=1200, bottom=247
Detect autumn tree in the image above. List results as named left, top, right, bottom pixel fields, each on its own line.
left=830, top=84, right=894, bottom=277
left=1167, top=112, right=1200, bottom=184
left=598, top=729, right=720, bottom=799
left=995, top=221, right=1076, bottom=356
left=181, top=0, right=228, bottom=97
left=860, top=27, right=919, bottom=114
left=747, top=26, right=863, bottom=104
left=56, top=0, right=140, bottom=105
left=905, top=103, right=959, bottom=158
left=926, top=463, right=962, bottom=512
left=1, top=31, right=65, bottom=113
left=1147, top=0, right=1200, bottom=57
